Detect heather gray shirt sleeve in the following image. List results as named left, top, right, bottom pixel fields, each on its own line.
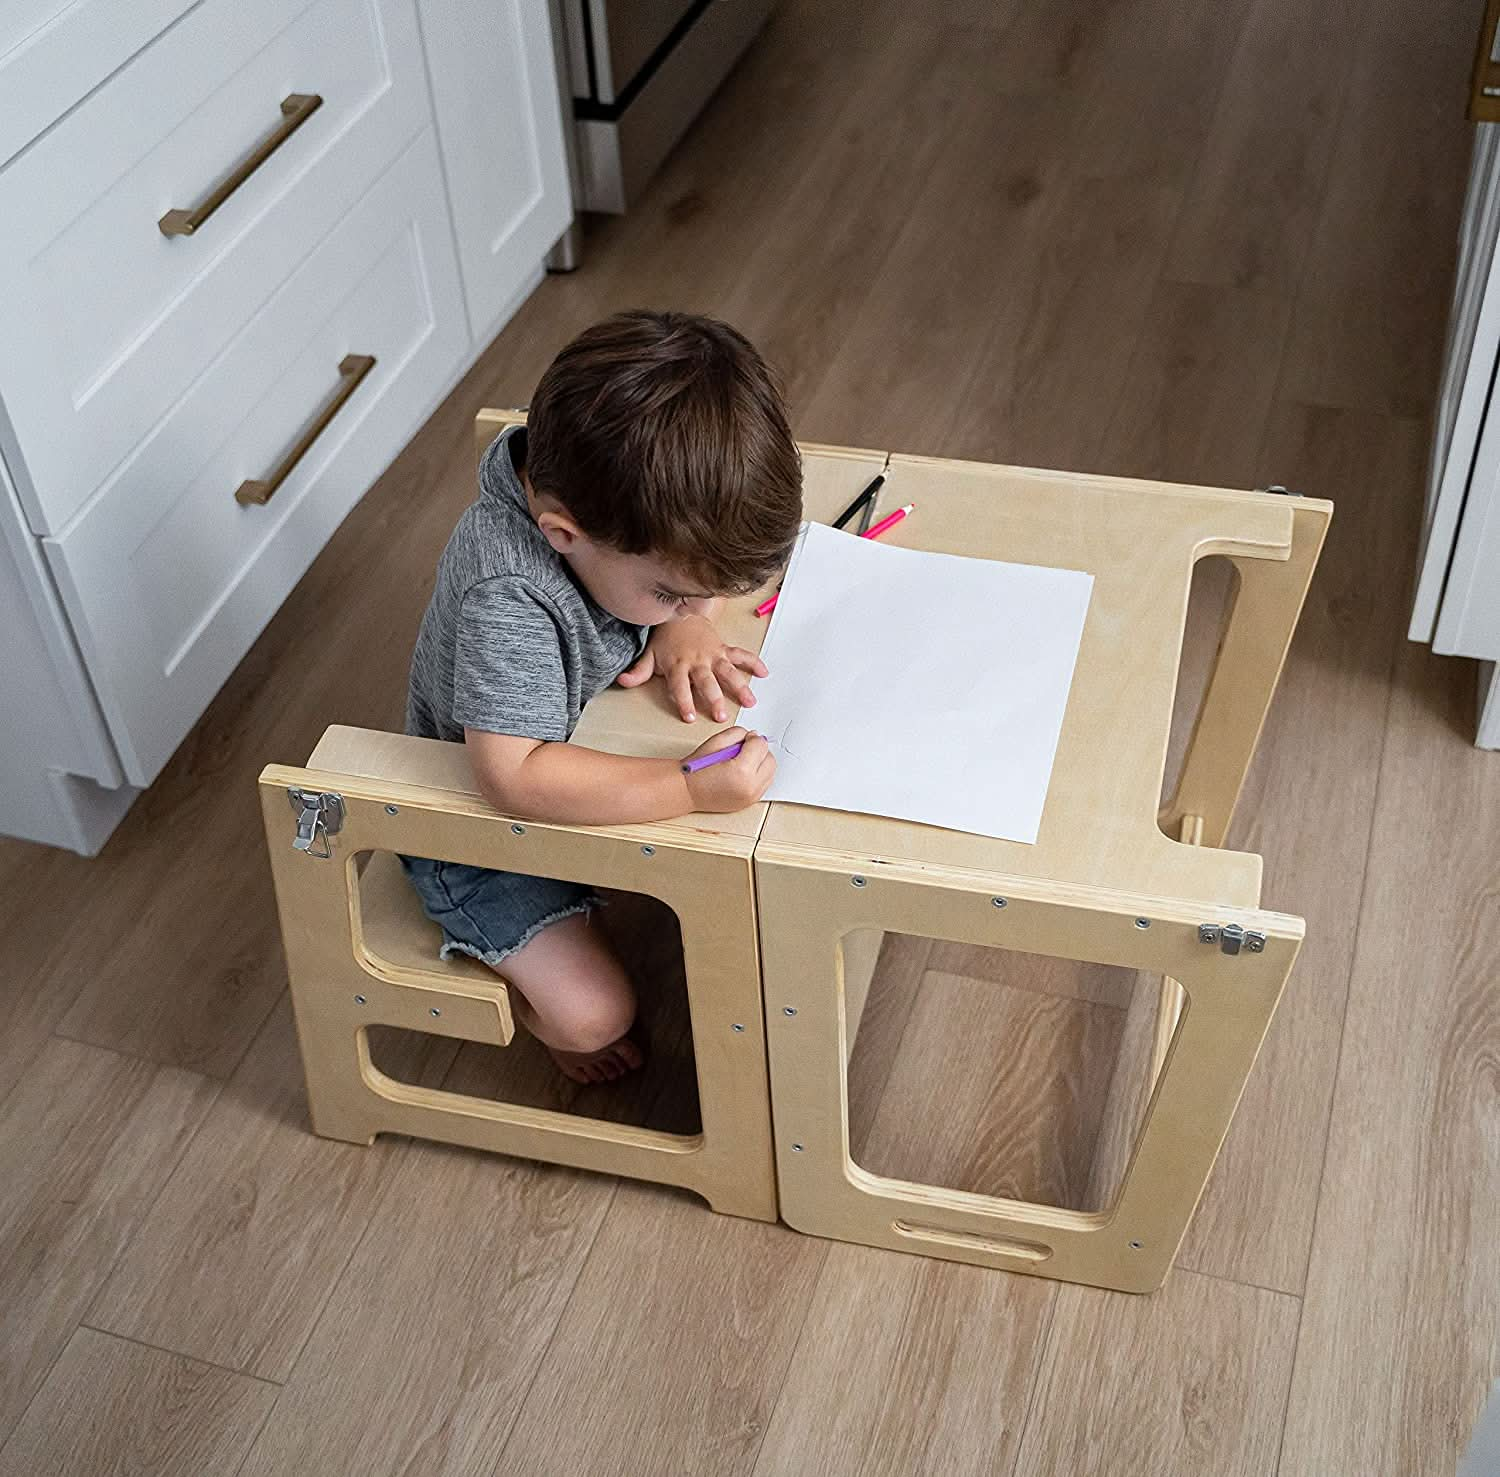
left=451, top=577, right=569, bottom=741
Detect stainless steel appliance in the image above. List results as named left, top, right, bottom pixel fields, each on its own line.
left=561, top=0, right=774, bottom=213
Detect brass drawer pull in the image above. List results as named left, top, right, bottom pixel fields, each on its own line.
left=159, top=93, right=323, bottom=237
left=235, top=354, right=376, bottom=507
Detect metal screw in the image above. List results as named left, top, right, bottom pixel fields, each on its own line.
left=511, top=823, right=526, bottom=835
left=992, top=896, right=1008, bottom=908
left=641, top=844, right=656, bottom=857
left=385, top=804, right=399, bottom=815
left=791, top=1143, right=804, bottom=1153
left=354, top=994, right=366, bottom=1005
left=1135, top=917, right=1151, bottom=929
left=783, top=1006, right=798, bottom=1017
left=1198, top=923, right=1220, bottom=944
left=851, top=875, right=866, bottom=887
left=430, top=1007, right=441, bottom=1018
left=1129, top=1240, right=1143, bottom=1250
left=732, top=1023, right=745, bottom=1033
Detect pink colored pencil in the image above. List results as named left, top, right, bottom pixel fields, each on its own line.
left=755, top=503, right=915, bottom=617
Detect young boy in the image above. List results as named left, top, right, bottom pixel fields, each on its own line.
left=403, top=310, right=803, bottom=1084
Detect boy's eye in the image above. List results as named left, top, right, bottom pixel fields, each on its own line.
left=653, top=589, right=680, bottom=606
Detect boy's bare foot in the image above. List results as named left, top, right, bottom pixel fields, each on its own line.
left=547, top=1034, right=644, bottom=1085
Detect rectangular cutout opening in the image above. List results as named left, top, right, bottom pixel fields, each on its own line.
left=842, top=928, right=1185, bottom=1214
left=358, top=851, right=700, bottom=1138
left=1160, top=553, right=1241, bottom=820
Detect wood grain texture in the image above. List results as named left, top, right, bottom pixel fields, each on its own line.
left=238, top=1143, right=611, bottom=1477
left=1278, top=0, right=1477, bottom=416
left=1166, top=0, right=1359, bottom=294
left=1176, top=404, right=1429, bottom=1292
left=0, top=1040, right=217, bottom=1443
left=0, top=1327, right=275, bottom=1477
left=88, top=998, right=455, bottom=1380
left=855, top=970, right=1128, bottom=1212
left=1014, top=1271, right=1300, bottom=1476
left=1097, top=280, right=1291, bottom=488
left=496, top=1182, right=824, bottom=1477
left=752, top=1246, right=1053, bottom=1477
left=1279, top=642, right=1500, bottom=1477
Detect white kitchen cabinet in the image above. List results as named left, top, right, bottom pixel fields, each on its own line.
left=0, top=0, right=575, bottom=852
left=419, top=0, right=574, bottom=339
left=1412, top=120, right=1500, bottom=747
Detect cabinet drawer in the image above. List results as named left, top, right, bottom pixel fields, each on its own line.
left=0, top=0, right=430, bottom=534
left=43, top=130, right=468, bottom=786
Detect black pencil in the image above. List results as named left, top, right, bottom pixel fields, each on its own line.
left=831, top=474, right=885, bottom=531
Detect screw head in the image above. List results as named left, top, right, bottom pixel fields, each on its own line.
left=1129, top=1239, right=1143, bottom=1250
left=732, top=1023, right=745, bottom=1032
left=354, top=994, right=366, bottom=1005
left=641, top=844, right=656, bottom=857
left=791, top=1143, right=804, bottom=1153
left=783, top=1006, right=797, bottom=1017
left=430, top=1007, right=441, bottom=1018
left=1135, top=917, right=1151, bottom=929
left=384, top=804, right=399, bottom=815
left=850, top=875, right=867, bottom=887
left=511, top=823, right=526, bottom=835
left=992, top=896, right=1008, bottom=908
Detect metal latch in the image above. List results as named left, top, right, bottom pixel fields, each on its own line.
left=1198, top=922, right=1266, bottom=955
left=287, top=788, right=344, bottom=858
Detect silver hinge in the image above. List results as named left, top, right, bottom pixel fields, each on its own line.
left=287, top=788, right=344, bottom=858
left=1198, top=922, right=1266, bottom=955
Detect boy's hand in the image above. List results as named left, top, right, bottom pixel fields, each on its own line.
left=616, top=614, right=768, bottom=724
left=681, top=727, right=775, bottom=812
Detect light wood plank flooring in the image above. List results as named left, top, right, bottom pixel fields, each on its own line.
left=2, top=0, right=1495, bottom=1472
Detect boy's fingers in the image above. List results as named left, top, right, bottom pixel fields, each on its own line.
left=668, top=668, right=696, bottom=721
left=692, top=665, right=728, bottom=723
left=727, top=648, right=769, bottom=678
left=714, top=660, right=756, bottom=708
left=616, top=650, right=655, bottom=686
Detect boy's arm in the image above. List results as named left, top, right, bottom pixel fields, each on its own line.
left=465, top=725, right=772, bottom=825
left=616, top=604, right=769, bottom=724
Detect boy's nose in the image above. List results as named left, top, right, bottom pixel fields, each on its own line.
left=683, top=596, right=714, bottom=617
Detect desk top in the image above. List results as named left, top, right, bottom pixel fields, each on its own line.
left=307, top=415, right=1330, bottom=906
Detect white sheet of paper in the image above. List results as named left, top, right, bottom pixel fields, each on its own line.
left=749, top=521, right=1094, bottom=843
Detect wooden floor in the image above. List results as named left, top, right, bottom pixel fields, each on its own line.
left=2, top=0, right=1495, bottom=1472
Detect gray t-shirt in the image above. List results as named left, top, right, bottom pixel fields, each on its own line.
left=406, top=427, right=647, bottom=744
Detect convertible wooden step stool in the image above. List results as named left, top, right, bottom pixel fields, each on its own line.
left=757, top=454, right=1330, bottom=1292
left=256, top=411, right=887, bottom=1223
left=258, top=410, right=1328, bottom=1293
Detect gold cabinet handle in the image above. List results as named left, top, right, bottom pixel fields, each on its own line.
left=235, top=355, right=376, bottom=507
left=1472, top=0, right=1500, bottom=121
left=159, top=93, right=323, bottom=237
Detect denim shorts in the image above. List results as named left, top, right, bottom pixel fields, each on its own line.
left=399, top=855, right=601, bottom=967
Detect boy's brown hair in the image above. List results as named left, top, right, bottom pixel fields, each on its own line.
left=525, top=310, right=803, bottom=593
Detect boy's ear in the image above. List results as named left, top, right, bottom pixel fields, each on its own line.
left=534, top=508, right=583, bottom=555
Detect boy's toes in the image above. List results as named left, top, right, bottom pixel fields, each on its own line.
left=615, top=1036, right=645, bottom=1070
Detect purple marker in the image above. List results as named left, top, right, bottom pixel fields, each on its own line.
left=681, top=740, right=745, bottom=774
